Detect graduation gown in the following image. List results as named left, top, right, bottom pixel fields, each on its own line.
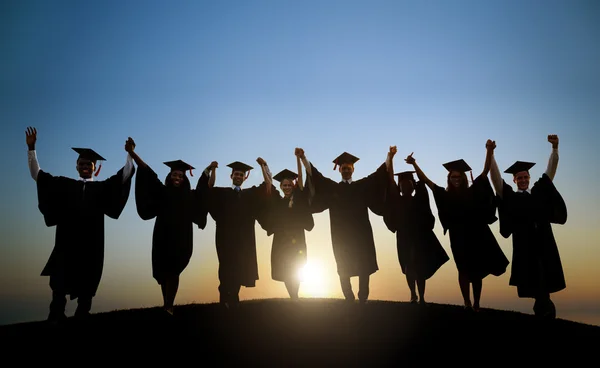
left=432, top=175, right=509, bottom=280
left=134, top=165, right=208, bottom=285
left=309, top=163, right=388, bottom=277
left=36, top=166, right=134, bottom=299
left=384, top=180, right=449, bottom=280
left=197, top=173, right=270, bottom=287
left=262, top=187, right=315, bottom=282
left=496, top=173, right=567, bottom=297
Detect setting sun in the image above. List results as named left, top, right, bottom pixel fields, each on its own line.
left=299, top=261, right=329, bottom=297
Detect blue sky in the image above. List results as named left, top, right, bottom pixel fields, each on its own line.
left=1, top=0, right=599, bottom=326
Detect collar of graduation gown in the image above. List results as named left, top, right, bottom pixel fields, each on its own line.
left=79, top=177, right=94, bottom=182
left=517, top=189, right=531, bottom=194
left=340, top=179, right=353, bottom=184
left=231, top=185, right=241, bottom=191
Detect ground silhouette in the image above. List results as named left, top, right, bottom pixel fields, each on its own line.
left=2, top=298, right=599, bottom=365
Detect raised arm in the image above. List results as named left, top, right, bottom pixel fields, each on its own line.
left=488, top=139, right=503, bottom=198
left=26, top=126, right=40, bottom=181
left=256, top=157, right=272, bottom=195
left=387, top=145, right=397, bottom=181
left=203, top=161, right=218, bottom=188
left=405, top=153, right=435, bottom=190
left=481, top=139, right=495, bottom=178
left=296, top=154, right=304, bottom=191
left=124, top=137, right=148, bottom=169
left=545, top=134, right=559, bottom=181
left=295, top=147, right=312, bottom=177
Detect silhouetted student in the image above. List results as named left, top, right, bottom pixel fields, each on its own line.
left=296, top=147, right=392, bottom=303
left=405, top=141, right=508, bottom=312
left=126, top=139, right=208, bottom=316
left=197, top=159, right=271, bottom=309
left=383, top=163, right=449, bottom=305
left=489, top=135, right=566, bottom=319
left=262, top=152, right=315, bottom=299
left=25, top=127, right=135, bottom=323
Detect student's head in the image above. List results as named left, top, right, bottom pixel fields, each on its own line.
left=333, top=152, right=359, bottom=181
left=72, top=147, right=104, bottom=179
left=447, top=170, right=468, bottom=190
left=443, top=159, right=471, bottom=192
left=504, top=161, right=535, bottom=191
left=274, top=169, right=298, bottom=198
left=227, top=161, right=253, bottom=187
left=164, top=160, right=193, bottom=190
left=395, top=171, right=416, bottom=196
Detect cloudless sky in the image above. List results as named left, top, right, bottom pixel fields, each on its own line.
left=1, top=0, right=599, bottom=326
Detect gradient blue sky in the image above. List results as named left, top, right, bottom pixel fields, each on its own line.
left=1, top=0, right=599, bottom=326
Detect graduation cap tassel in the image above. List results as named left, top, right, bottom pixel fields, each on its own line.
left=245, top=172, right=250, bottom=180
left=333, top=164, right=338, bottom=170
left=94, top=163, right=102, bottom=177
left=189, top=167, right=194, bottom=177
left=469, top=170, right=474, bottom=184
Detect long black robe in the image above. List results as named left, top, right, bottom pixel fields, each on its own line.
left=432, top=175, right=509, bottom=280
left=36, top=166, right=134, bottom=299
left=134, top=165, right=207, bottom=285
left=308, top=163, right=388, bottom=277
left=197, top=173, right=270, bottom=287
left=262, top=186, right=315, bottom=282
left=384, top=180, right=449, bottom=280
left=496, top=173, right=567, bottom=298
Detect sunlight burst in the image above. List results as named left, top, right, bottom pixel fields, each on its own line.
left=298, top=261, right=328, bottom=297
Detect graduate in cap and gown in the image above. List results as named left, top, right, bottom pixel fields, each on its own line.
left=383, top=153, right=449, bottom=305
left=405, top=141, right=508, bottom=312
left=488, top=135, right=566, bottom=319
left=125, top=138, right=208, bottom=315
left=25, top=127, right=135, bottom=323
left=261, top=151, right=315, bottom=299
left=197, top=158, right=273, bottom=309
left=296, top=147, right=393, bottom=303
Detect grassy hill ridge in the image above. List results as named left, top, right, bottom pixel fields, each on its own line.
left=2, top=298, right=599, bottom=365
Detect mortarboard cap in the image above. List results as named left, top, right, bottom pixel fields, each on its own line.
left=333, top=152, right=359, bottom=170
left=442, top=159, right=472, bottom=173
left=227, top=161, right=254, bottom=173
left=72, top=147, right=105, bottom=163
left=164, top=160, right=195, bottom=176
left=394, top=171, right=416, bottom=181
left=504, top=161, right=535, bottom=175
left=273, top=169, right=298, bottom=182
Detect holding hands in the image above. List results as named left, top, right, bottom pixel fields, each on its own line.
left=486, top=139, right=496, bottom=151
left=125, top=137, right=136, bottom=153
left=295, top=148, right=305, bottom=159
left=256, top=157, right=267, bottom=167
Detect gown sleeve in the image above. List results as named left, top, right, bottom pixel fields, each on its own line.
left=103, top=165, right=135, bottom=220
left=366, top=162, right=390, bottom=216
left=134, top=165, right=163, bottom=221
left=307, top=163, right=336, bottom=214
left=532, top=173, right=567, bottom=225
left=36, top=171, right=68, bottom=227
left=470, top=174, right=498, bottom=225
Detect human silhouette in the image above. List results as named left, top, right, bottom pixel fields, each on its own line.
left=296, top=147, right=392, bottom=303
left=126, top=138, right=208, bottom=316
left=261, top=152, right=315, bottom=299
left=197, top=159, right=271, bottom=309
left=384, top=147, right=449, bottom=304
left=489, top=135, right=566, bottom=319
left=406, top=142, right=508, bottom=311
left=26, top=126, right=135, bottom=323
